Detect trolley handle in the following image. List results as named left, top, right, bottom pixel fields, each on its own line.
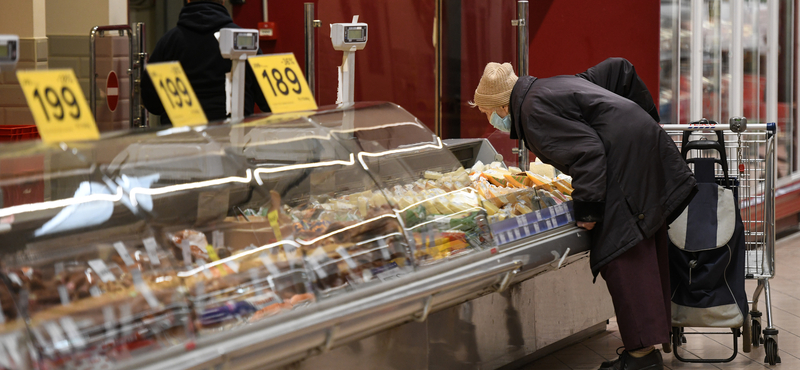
left=681, top=119, right=732, bottom=188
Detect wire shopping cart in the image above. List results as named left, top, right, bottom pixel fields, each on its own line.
left=662, top=118, right=778, bottom=365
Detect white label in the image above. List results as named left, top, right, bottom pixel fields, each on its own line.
left=132, top=270, right=159, bottom=309
left=143, top=237, right=161, bottom=265
left=546, top=219, right=553, bottom=229
left=225, top=260, right=240, bottom=273
left=566, top=212, right=573, bottom=222
left=6, top=273, right=21, bottom=287
left=59, top=316, right=86, bottom=349
left=43, top=321, right=69, bottom=354
left=103, top=305, right=117, bottom=339
left=307, top=248, right=328, bottom=279
left=516, top=216, right=526, bottom=227
left=181, top=244, right=193, bottom=266
left=201, top=264, right=212, bottom=279
left=498, top=233, right=507, bottom=244
left=513, top=229, right=521, bottom=239
left=533, top=222, right=541, bottom=233
left=1, top=335, right=21, bottom=369
left=336, top=246, right=358, bottom=270
left=113, top=242, right=135, bottom=266
left=89, top=286, right=102, bottom=297
left=259, top=252, right=281, bottom=276
left=120, top=304, right=133, bottom=338
left=57, top=285, right=70, bottom=305
left=88, top=259, right=116, bottom=283
left=523, top=225, right=531, bottom=236
left=378, top=238, right=391, bottom=260
left=284, top=244, right=299, bottom=262
left=506, top=231, right=514, bottom=241
left=212, top=230, right=224, bottom=250
left=0, top=337, right=12, bottom=369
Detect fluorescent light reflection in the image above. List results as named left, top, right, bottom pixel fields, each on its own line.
left=0, top=187, right=124, bottom=218
left=178, top=239, right=301, bottom=278
left=129, top=169, right=252, bottom=207
left=253, top=154, right=355, bottom=185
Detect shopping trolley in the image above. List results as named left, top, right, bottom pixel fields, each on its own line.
left=662, top=118, right=779, bottom=365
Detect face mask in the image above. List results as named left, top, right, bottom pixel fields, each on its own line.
left=490, top=111, right=512, bottom=132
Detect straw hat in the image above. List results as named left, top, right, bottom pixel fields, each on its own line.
left=472, top=62, right=518, bottom=108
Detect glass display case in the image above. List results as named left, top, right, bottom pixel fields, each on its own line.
left=0, top=102, right=578, bottom=369
left=0, top=102, right=503, bottom=368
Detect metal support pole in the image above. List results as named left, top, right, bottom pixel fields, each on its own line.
left=304, top=3, right=318, bottom=99
left=514, top=0, right=529, bottom=171
left=132, top=22, right=148, bottom=128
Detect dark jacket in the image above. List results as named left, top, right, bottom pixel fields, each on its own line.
left=509, top=58, right=697, bottom=276
left=142, top=2, right=269, bottom=125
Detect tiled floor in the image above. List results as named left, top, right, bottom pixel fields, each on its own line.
left=521, top=232, right=800, bottom=370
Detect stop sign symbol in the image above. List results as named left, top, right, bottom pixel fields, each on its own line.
left=107, top=71, right=119, bottom=112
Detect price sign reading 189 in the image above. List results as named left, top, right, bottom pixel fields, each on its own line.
left=146, top=62, right=207, bottom=127
left=248, top=53, right=318, bottom=113
left=16, top=69, right=99, bottom=144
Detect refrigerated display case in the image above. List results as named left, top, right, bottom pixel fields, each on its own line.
left=0, top=102, right=612, bottom=370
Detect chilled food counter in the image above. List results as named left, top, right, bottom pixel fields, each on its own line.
left=0, top=102, right=612, bottom=370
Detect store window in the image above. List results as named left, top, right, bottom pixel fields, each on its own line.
left=659, top=0, right=796, bottom=179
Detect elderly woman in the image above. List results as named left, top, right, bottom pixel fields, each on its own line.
left=472, top=58, right=697, bottom=370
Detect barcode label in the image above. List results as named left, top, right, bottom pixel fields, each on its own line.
left=113, top=242, right=135, bottom=266
left=43, top=321, right=69, bottom=354
left=143, top=237, right=161, bottom=265
left=57, top=285, right=69, bottom=306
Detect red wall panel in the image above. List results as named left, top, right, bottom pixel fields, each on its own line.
left=233, top=0, right=436, bottom=131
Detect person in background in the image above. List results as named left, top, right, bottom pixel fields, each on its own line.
left=141, top=0, right=269, bottom=125
left=471, top=58, right=697, bottom=370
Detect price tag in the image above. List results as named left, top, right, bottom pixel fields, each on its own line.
left=378, top=238, right=391, bottom=260
left=268, top=210, right=283, bottom=240
left=7, top=273, right=22, bottom=286
left=143, top=237, right=161, bottom=265
left=43, top=321, right=69, bottom=354
left=57, top=285, right=70, bottom=305
left=336, top=246, right=358, bottom=270
left=259, top=252, right=281, bottom=276
left=59, top=316, right=86, bottom=349
left=113, top=242, right=135, bottom=266
left=145, top=62, right=207, bottom=126
left=16, top=69, right=100, bottom=143
left=249, top=53, right=318, bottom=113
left=131, top=269, right=159, bottom=309
left=88, top=259, right=116, bottom=283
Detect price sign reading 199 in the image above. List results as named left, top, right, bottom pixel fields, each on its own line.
left=145, top=61, right=207, bottom=127
left=249, top=53, right=318, bottom=113
left=16, top=69, right=99, bottom=143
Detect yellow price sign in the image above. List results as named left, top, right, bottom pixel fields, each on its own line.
left=146, top=62, right=207, bottom=127
left=248, top=53, right=318, bottom=113
left=16, top=69, right=99, bottom=143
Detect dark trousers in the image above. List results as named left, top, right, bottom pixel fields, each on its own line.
left=600, top=224, right=671, bottom=350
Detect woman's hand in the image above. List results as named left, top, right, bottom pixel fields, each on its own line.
left=577, top=221, right=596, bottom=230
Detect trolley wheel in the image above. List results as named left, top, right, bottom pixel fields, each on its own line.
left=662, top=341, right=672, bottom=354
left=742, top=315, right=752, bottom=353
left=764, top=337, right=781, bottom=365
left=752, top=319, right=763, bottom=347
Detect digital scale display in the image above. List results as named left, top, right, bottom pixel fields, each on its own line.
left=235, top=33, right=257, bottom=50
left=0, top=41, right=15, bottom=60
left=344, top=26, right=367, bottom=43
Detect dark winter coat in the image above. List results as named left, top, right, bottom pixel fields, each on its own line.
left=141, top=2, right=269, bottom=125
left=508, top=58, right=697, bottom=276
